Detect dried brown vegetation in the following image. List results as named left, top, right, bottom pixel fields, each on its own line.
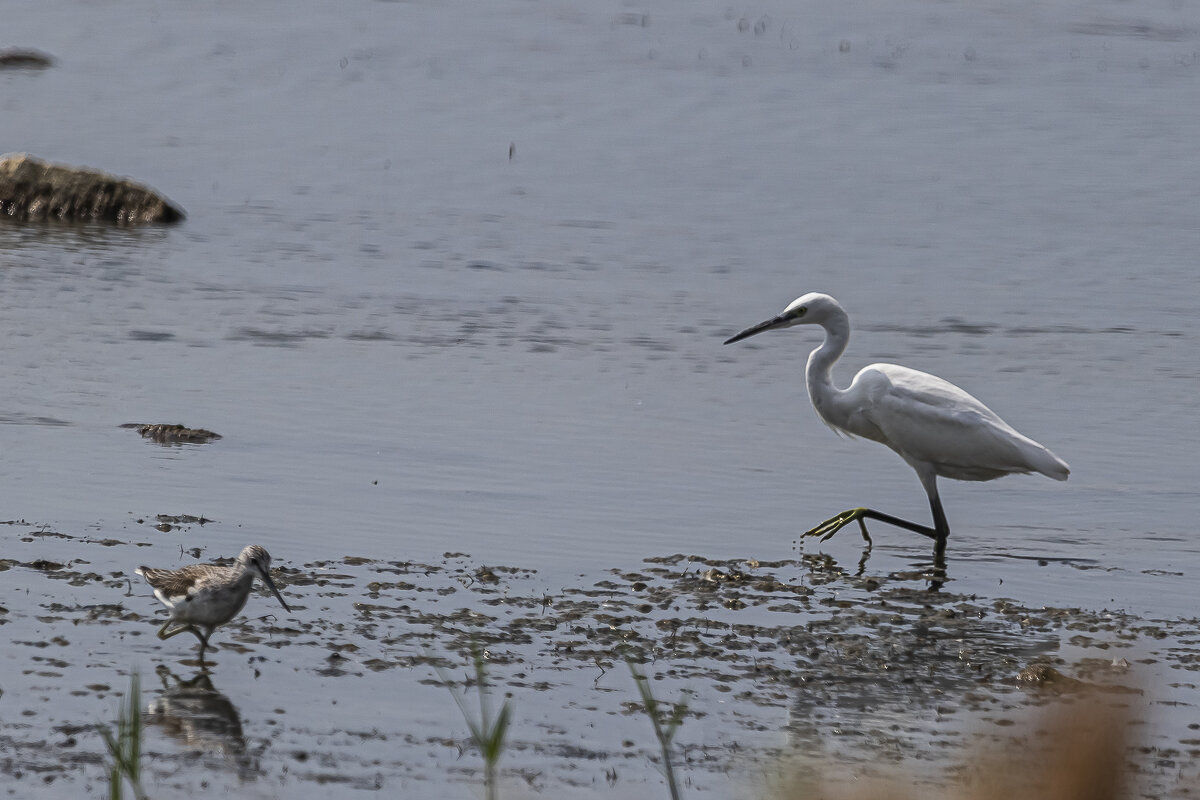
left=768, top=698, right=1140, bottom=800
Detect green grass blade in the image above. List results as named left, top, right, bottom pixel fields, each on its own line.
left=436, top=641, right=513, bottom=800
left=628, top=660, right=686, bottom=800
left=100, top=672, right=147, bottom=800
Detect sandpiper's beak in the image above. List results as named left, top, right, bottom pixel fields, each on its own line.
left=724, top=315, right=788, bottom=345
left=256, top=566, right=292, bottom=613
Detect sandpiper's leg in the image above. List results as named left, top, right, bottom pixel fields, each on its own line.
left=188, top=626, right=211, bottom=660
left=158, top=620, right=200, bottom=641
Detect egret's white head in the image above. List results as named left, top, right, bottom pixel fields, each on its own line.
left=724, top=293, right=845, bottom=344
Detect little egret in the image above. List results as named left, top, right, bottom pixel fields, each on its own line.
left=724, top=293, right=1068, bottom=557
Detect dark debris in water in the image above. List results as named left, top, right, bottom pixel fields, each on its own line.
left=149, top=514, right=214, bottom=533
left=0, top=49, right=55, bottom=69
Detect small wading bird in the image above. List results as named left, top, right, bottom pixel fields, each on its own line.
left=724, top=293, right=1069, bottom=558
left=137, top=545, right=290, bottom=660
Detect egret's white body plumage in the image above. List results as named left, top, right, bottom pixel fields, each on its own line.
left=725, top=293, right=1068, bottom=554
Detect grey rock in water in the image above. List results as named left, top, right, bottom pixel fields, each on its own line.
left=0, top=153, right=184, bottom=225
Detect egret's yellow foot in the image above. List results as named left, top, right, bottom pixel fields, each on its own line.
left=802, top=508, right=874, bottom=547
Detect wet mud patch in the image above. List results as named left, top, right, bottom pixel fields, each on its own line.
left=1, top=525, right=1198, bottom=797
left=224, top=551, right=1200, bottom=794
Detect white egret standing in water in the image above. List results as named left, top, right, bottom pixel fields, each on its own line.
left=724, top=293, right=1069, bottom=557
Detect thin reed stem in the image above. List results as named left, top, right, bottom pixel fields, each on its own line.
left=628, top=660, right=690, bottom=800
left=435, top=641, right=512, bottom=800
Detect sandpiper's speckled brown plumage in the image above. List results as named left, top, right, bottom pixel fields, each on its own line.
left=137, top=545, right=290, bottom=660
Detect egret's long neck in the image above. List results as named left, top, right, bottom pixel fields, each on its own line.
left=804, top=311, right=851, bottom=428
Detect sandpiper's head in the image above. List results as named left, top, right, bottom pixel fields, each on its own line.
left=237, top=545, right=291, bottom=613
left=724, top=293, right=845, bottom=344
left=237, top=544, right=271, bottom=569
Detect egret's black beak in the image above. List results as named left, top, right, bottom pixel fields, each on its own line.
left=257, top=566, right=292, bottom=613
left=724, top=315, right=787, bottom=345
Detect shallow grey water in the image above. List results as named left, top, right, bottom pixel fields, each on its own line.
left=2, top=0, right=1199, bottom=796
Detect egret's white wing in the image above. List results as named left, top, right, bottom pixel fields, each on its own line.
left=850, top=364, right=1068, bottom=481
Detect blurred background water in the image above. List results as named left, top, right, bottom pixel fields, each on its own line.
left=2, top=0, right=1198, bottom=796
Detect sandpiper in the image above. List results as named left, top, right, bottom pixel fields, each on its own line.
left=137, top=545, right=291, bottom=660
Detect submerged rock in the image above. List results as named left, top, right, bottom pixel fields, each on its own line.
left=0, top=153, right=184, bottom=224
left=121, top=423, right=221, bottom=445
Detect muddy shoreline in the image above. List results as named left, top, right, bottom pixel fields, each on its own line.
left=2, top=521, right=1197, bottom=797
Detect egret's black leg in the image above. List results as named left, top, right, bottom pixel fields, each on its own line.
left=802, top=473, right=952, bottom=551
left=929, top=489, right=950, bottom=560
left=802, top=508, right=941, bottom=543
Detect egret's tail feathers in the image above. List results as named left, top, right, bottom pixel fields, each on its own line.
left=1035, top=449, right=1070, bottom=481
left=1002, top=430, right=1070, bottom=481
